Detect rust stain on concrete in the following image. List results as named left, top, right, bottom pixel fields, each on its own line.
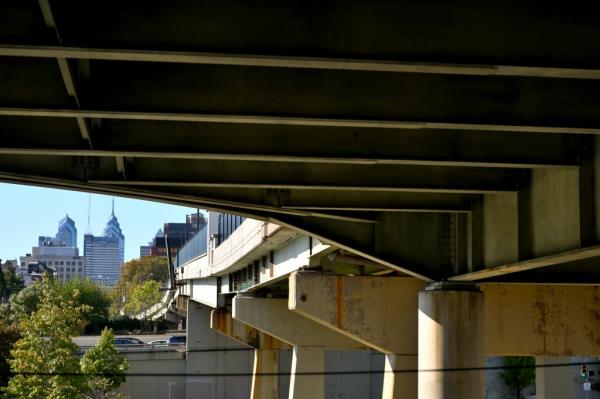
left=336, top=276, right=344, bottom=330
left=532, top=295, right=548, bottom=354
left=584, top=287, right=600, bottom=349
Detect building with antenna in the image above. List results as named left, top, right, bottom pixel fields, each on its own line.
left=84, top=199, right=125, bottom=286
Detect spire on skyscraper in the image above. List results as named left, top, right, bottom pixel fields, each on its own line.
left=111, top=196, right=115, bottom=217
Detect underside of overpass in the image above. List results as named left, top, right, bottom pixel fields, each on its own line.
left=3, top=2, right=600, bottom=398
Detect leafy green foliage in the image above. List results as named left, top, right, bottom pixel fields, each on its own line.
left=80, top=328, right=128, bottom=398
left=118, top=256, right=168, bottom=289
left=501, top=356, right=536, bottom=399
left=7, top=277, right=111, bottom=332
left=4, top=275, right=90, bottom=399
left=2, top=276, right=128, bottom=398
left=111, top=257, right=168, bottom=319
left=0, top=320, right=19, bottom=389
left=64, top=278, right=111, bottom=333
left=7, top=282, right=43, bottom=323
left=123, top=280, right=162, bottom=319
left=0, top=262, right=25, bottom=303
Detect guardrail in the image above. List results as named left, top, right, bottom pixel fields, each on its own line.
left=217, top=214, right=245, bottom=245
left=76, top=343, right=185, bottom=354
left=174, top=225, right=208, bottom=267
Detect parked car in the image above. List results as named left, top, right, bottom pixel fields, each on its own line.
left=167, top=335, right=186, bottom=346
left=114, top=338, right=142, bottom=346
left=149, top=339, right=168, bottom=347
left=124, top=337, right=145, bottom=345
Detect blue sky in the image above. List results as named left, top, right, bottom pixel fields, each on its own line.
left=0, top=182, right=202, bottom=263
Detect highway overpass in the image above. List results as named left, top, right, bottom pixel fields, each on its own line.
left=2, top=1, right=600, bottom=398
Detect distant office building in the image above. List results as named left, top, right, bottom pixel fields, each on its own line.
left=19, top=245, right=85, bottom=285
left=20, top=215, right=85, bottom=285
left=139, top=245, right=152, bottom=257
left=56, top=215, right=77, bottom=247
left=139, top=213, right=207, bottom=258
left=38, top=214, right=77, bottom=248
left=84, top=204, right=125, bottom=286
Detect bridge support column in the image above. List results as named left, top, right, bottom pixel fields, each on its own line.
left=289, top=271, right=425, bottom=399
left=418, top=283, right=484, bottom=399
left=186, top=301, right=254, bottom=399
left=289, top=346, right=325, bottom=399
left=381, top=354, right=418, bottom=399
left=233, top=296, right=362, bottom=399
left=251, top=349, right=279, bottom=399
left=210, top=309, right=287, bottom=399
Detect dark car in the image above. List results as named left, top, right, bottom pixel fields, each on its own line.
left=167, top=335, right=186, bottom=346
left=114, top=337, right=144, bottom=346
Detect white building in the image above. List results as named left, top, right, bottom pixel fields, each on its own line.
left=19, top=245, right=85, bottom=284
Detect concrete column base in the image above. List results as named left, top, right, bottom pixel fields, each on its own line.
left=251, top=349, right=279, bottom=399
left=383, top=354, right=417, bottom=399
left=289, top=346, right=325, bottom=399
left=418, top=283, right=484, bottom=399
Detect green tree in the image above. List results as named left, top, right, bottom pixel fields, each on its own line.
left=4, top=275, right=90, bottom=399
left=123, top=280, right=162, bottom=331
left=65, top=278, right=112, bottom=333
left=501, top=356, right=536, bottom=399
left=0, top=320, right=19, bottom=389
left=80, top=327, right=128, bottom=399
left=111, top=257, right=168, bottom=317
left=0, top=262, right=25, bottom=303
left=4, top=264, right=24, bottom=298
left=8, top=282, right=43, bottom=323
left=0, top=268, right=6, bottom=304
left=118, top=257, right=168, bottom=288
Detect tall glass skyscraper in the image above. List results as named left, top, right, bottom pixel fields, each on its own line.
left=84, top=202, right=125, bottom=286
left=39, top=214, right=78, bottom=247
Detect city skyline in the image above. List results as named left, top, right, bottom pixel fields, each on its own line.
left=0, top=182, right=204, bottom=263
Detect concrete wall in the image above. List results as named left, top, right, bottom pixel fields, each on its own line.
left=117, top=352, right=187, bottom=399
left=118, top=352, right=593, bottom=399
left=187, top=302, right=254, bottom=399
left=277, top=349, right=384, bottom=399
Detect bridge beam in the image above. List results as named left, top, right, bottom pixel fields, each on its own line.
left=186, top=301, right=253, bottom=398
left=233, top=296, right=363, bottom=399
left=210, top=309, right=289, bottom=399
left=289, top=272, right=425, bottom=398
left=483, top=284, right=600, bottom=356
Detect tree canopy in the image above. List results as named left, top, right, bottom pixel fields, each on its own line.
left=123, top=280, right=162, bottom=320
left=117, top=256, right=168, bottom=289
left=64, top=278, right=112, bottom=333
left=80, top=327, right=128, bottom=399
left=7, top=281, right=43, bottom=323
left=5, top=275, right=89, bottom=398
left=111, top=257, right=168, bottom=321
left=0, top=320, right=19, bottom=389
left=3, top=275, right=128, bottom=398
left=7, top=276, right=111, bottom=332
left=0, top=262, right=25, bottom=303
left=501, top=356, right=536, bottom=399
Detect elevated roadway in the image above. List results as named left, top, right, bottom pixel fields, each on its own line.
left=3, top=2, right=600, bottom=398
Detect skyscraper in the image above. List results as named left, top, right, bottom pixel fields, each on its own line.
left=38, top=214, right=78, bottom=248
left=56, top=215, right=77, bottom=247
left=84, top=200, right=125, bottom=286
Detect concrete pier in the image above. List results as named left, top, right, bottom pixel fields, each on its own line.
left=418, top=283, right=484, bottom=399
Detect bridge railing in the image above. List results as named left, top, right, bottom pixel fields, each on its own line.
left=174, top=225, right=208, bottom=267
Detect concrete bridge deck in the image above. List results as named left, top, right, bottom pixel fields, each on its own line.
left=3, top=2, right=600, bottom=398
